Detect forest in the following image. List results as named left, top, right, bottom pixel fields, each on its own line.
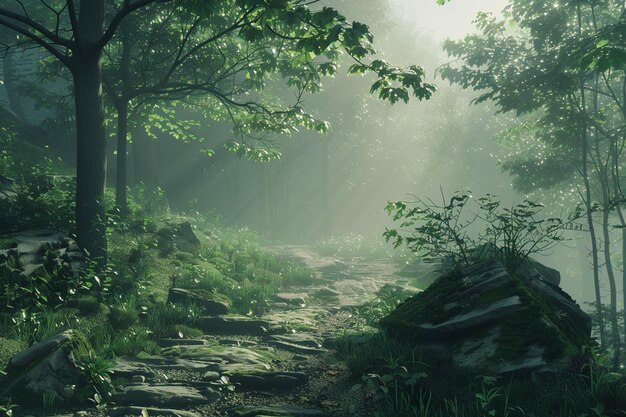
left=0, top=0, right=626, bottom=416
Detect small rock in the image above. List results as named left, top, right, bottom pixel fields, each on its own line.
left=203, top=371, right=220, bottom=381
left=131, top=375, right=146, bottom=383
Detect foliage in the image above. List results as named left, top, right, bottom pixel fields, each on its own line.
left=339, top=328, right=626, bottom=417
left=349, top=284, right=416, bottom=327
left=74, top=351, right=115, bottom=409
left=384, top=191, right=567, bottom=271
left=0, top=176, right=75, bottom=235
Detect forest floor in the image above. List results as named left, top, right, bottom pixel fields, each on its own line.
left=56, top=245, right=417, bottom=417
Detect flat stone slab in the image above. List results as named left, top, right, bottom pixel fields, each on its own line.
left=265, top=307, right=329, bottom=331
left=268, top=334, right=323, bottom=349
left=274, top=293, right=307, bottom=306
left=232, top=405, right=326, bottom=417
left=227, top=371, right=308, bottom=390
left=198, top=316, right=270, bottom=335
left=112, top=358, right=157, bottom=380
left=108, top=406, right=201, bottom=417
left=118, top=357, right=213, bottom=372
left=168, top=288, right=230, bottom=315
left=157, top=338, right=207, bottom=348
left=267, top=333, right=325, bottom=355
left=162, top=345, right=273, bottom=375
left=114, top=383, right=220, bottom=407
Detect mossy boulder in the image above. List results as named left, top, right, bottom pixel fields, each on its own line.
left=0, top=330, right=89, bottom=403
left=157, top=221, right=201, bottom=254
left=380, top=258, right=591, bottom=375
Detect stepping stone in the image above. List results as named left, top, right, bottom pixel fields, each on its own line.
left=162, top=345, right=273, bottom=375
left=114, top=383, right=220, bottom=407
left=268, top=334, right=323, bottom=349
left=231, top=405, right=326, bottom=417
left=119, top=357, right=213, bottom=372
left=158, top=338, right=206, bottom=348
left=108, top=406, right=201, bottom=417
left=314, top=287, right=341, bottom=299
left=266, top=340, right=325, bottom=355
left=198, top=316, right=270, bottom=335
left=228, top=371, right=308, bottom=390
left=168, top=288, right=230, bottom=315
left=274, top=293, right=307, bottom=306
left=218, top=339, right=257, bottom=347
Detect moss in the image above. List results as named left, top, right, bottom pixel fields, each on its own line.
left=174, top=251, right=196, bottom=263
left=208, top=257, right=233, bottom=274
left=0, top=238, right=17, bottom=250
left=0, top=337, right=24, bottom=370
left=75, top=295, right=102, bottom=315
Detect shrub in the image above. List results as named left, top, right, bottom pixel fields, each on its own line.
left=384, top=191, right=568, bottom=271
left=108, top=305, right=139, bottom=330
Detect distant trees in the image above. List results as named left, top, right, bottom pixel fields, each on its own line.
left=0, top=1, right=436, bottom=262
left=441, top=0, right=626, bottom=368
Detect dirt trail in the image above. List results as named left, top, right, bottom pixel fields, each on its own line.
left=81, top=246, right=417, bottom=417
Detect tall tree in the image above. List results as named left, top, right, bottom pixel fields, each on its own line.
left=0, top=1, right=436, bottom=261
left=440, top=0, right=626, bottom=366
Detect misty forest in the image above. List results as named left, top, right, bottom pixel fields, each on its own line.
left=1, top=0, right=626, bottom=416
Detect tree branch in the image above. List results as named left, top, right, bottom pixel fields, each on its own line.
left=0, top=6, right=73, bottom=48
left=97, top=0, right=170, bottom=50
left=0, top=16, right=70, bottom=65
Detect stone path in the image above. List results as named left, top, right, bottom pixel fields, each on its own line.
left=98, top=246, right=416, bottom=417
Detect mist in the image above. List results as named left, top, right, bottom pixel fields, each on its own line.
left=1, top=1, right=625, bottom=416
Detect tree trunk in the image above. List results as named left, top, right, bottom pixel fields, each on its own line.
left=600, top=200, right=621, bottom=369
left=72, top=1, right=107, bottom=262
left=115, top=21, right=132, bottom=214
left=115, top=101, right=129, bottom=213
left=132, top=127, right=158, bottom=191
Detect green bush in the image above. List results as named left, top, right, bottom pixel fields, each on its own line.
left=108, top=305, right=139, bottom=330
left=385, top=191, right=567, bottom=271
left=105, top=328, right=159, bottom=357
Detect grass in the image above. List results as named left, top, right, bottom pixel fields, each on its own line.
left=337, top=328, right=626, bottom=417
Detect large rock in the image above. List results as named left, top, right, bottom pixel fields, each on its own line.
left=0, top=229, right=85, bottom=276
left=1, top=330, right=83, bottom=401
left=157, top=221, right=201, bottom=253
left=380, top=258, right=591, bottom=375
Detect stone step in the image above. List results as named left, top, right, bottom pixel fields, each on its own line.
left=231, top=405, right=326, bottom=417
left=198, top=316, right=270, bottom=336
left=108, top=406, right=201, bottom=417
left=114, top=383, right=220, bottom=408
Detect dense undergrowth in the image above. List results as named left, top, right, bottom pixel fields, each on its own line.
left=0, top=177, right=314, bottom=413
left=1, top=168, right=626, bottom=417
left=337, top=287, right=626, bottom=417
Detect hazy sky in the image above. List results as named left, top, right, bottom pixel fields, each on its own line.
left=390, top=0, right=507, bottom=41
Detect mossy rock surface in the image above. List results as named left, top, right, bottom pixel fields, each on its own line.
left=167, top=287, right=231, bottom=315
left=380, top=258, right=591, bottom=375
